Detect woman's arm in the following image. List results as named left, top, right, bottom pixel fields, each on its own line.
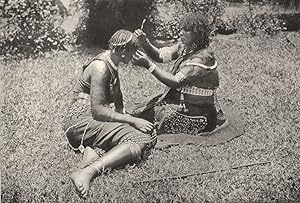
left=133, top=51, right=182, bottom=88
left=135, top=29, right=179, bottom=63
left=113, top=75, right=125, bottom=113
left=89, top=61, right=153, bottom=132
left=133, top=51, right=216, bottom=89
left=150, top=65, right=181, bottom=88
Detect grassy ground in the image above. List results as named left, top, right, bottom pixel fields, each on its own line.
left=1, top=32, right=300, bottom=202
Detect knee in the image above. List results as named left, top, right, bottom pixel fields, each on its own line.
left=66, top=128, right=81, bottom=148
left=127, top=142, right=146, bottom=160
left=119, top=131, right=156, bottom=159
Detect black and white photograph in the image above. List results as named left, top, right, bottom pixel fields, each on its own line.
left=1, top=0, right=300, bottom=202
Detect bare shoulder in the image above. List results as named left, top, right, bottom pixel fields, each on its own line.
left=89, top=60, right=106, bottom=72
left=88, top=60, right=110, bottom=78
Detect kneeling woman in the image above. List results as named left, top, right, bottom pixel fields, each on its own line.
left=130, top=12, right=226, bottom=135
left=64, top=30, right=156, bottom=198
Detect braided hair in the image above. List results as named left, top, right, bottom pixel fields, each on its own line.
left=179, top=12, right=211, bottom=47
left=108, top=29, right=139, bottom=53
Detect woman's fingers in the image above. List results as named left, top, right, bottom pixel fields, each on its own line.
left=145, top=122, right=154, bottom=132
left=140, top=127, right=153, bottom=133
left=147, top=122, right=154, bottom=128
left=133, top=52, right=140, bottom=58
left=136, top=50, right=145, bottom=55
left=134, top=29, right=145, bottom=37
left=134, top=30, right=140, bottom=36
left=133, top=51, right=146, bottom=63
left=132, top=55, right=139, bottom=60
left=138, top=120, right=154, bottom=133
left=145, top=127, right=152, bottom=132
left=140, top=128, right=147, bottom=133
left=135, top=50, right=145, bottom=57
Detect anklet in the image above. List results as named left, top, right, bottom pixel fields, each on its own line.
left=89, top=159, right=105, bottom=175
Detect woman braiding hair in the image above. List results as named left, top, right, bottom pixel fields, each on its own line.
left=64, top=29, right=156, bottom=198
left=130, top=12, right=227, bottom=135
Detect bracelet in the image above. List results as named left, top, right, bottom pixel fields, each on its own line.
left=148, top=63, right=157, bottom=73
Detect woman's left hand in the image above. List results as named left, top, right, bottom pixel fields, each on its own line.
left=132, top=50, right=152, bottom=69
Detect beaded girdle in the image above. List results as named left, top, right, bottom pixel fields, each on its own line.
left=159, top=106, right=208, bottom=135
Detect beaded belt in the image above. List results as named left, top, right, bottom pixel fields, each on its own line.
left=178, top=86, right=214, bottom=96
left=175, top=86, right=215, bottom=110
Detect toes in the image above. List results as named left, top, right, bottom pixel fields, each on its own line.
left=81, top=187, right=86, bottom=195
left=81, top=190, right=88, bottom=199
left=78, top=185, right=84, bottom=192
left=79, top=186, right=88, bottom=197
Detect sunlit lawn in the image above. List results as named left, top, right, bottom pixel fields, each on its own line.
left=1, top=32, right=300, bottom=202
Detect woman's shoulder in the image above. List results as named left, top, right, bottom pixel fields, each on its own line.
left=188, top=48, right=216, bottom=67
left=89, top=60, right=110, bottom=76
left=87, top=51, right=110, bottom=71
left=82, top=59, right=109, bottom=81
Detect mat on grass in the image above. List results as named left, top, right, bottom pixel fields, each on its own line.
left=155, top=106, right=245, bottom=149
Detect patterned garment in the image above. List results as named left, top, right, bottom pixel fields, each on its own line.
left=64, top=114, right=156, bottom=157
left=136, top=102, right=217, bottom=135
left=127, top=45, right=224, bottom=135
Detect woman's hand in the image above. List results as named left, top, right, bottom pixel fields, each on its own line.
left=132, top=50, right=152, bottom=69
left=131, top=117, right=154, bottom=133
left=134, top=29, right=147, bottom=43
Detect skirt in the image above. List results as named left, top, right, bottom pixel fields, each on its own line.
left=64, top=100, right=156, bottom=154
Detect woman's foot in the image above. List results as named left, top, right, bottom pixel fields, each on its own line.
left=78, top=146, right=100, bottom=169
left=70, top=166, right=96, bottom=198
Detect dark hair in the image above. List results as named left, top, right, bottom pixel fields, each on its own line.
left=108, top=29, right=139, bottom=53
left=180, top=12, right=211, bottom=46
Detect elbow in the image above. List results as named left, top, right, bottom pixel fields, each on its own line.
left=153, top=56, right=164, bottom=63
left=166, top=80, right=181, bottom=88
left=91, top=106, right=99, bottom=119
left=91, top=104, right=105, bottom=120
left=150, top=55, right=163, bottom=63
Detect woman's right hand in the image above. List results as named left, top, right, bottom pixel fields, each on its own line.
left=134, top=29, right=147, bottom=43
left=131, top=117, right=154, bottom=133
left=132, top=50, right=152, bottom=69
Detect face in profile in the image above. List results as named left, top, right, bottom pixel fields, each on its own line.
left=180, top=29, right=197, bottom=45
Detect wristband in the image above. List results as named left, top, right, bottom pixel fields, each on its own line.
left=148, top=63, right=157, bottom=73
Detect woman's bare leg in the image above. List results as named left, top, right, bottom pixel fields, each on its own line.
left=71, top=143, right=145, bottom=198
left=78, top=147, right=100, bottom=169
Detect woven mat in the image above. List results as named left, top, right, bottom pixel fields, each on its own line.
left=155, top=106, right=245, bottom=149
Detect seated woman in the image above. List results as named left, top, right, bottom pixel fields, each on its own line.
left=64, top=30, right=156, bottom=198
left=129, top=12, right=226, bottom=136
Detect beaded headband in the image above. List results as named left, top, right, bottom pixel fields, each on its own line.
left=108, top=30, right=135, bottom=52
